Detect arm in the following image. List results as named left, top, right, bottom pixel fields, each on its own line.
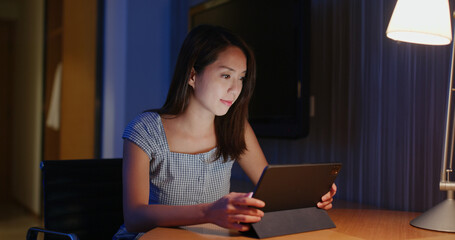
left=237, top=122, right=337, bottom=210
left=122, top=139, right=207, bottom=231
left=122, top=140, right=265, bottom=232
left=237, top=122, right=268, bottom=185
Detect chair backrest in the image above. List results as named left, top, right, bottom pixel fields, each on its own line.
left=41, top=158, right=123, bottom=240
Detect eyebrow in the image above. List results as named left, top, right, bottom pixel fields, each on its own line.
left=219, top=66, right=247, bottom=73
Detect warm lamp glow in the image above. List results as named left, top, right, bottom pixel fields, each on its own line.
left=386, top=0, right=455, bottom=233
left=386, top=0, right=452, bottom=45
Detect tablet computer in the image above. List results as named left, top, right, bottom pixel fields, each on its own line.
left=252, top=163, right=342, bottom=212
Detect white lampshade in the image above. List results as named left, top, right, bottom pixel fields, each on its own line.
left=386, top=0, right=452, bottom=45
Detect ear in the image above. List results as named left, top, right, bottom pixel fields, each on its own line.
left=188, top=68, right=196, bottom=88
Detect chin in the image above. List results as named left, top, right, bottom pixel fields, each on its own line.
left=214, top=109, right=230, bottom=117
left=213, top=103, right=235, bottom=116
left=215, top=112, right=228, bottom=117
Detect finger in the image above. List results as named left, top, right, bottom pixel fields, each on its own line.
left=229, top=214, right=262, bottom=223
left=321, top=191, right=332, bottom=202
left=331, top=183, right=337, bottom=195
left=229, top=192, right=263, bottom=205
left=317, top=197, right=333, bottom=209
left=321, top=185, right=337, bottom=201
left=228, top=222, right=251, bottom=232
left=232, top=196, right=265, bottom=208
left=317, top=202, right=333, bottom=210
left=317, top=198, right=333, bottom=207
left=318, top=197, right=333, bottom=205
left=228, top=205, right=264, bottom=217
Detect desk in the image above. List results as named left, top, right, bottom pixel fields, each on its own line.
left=140, top=203, right=454, bottom=240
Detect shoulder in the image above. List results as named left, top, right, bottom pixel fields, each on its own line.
left=123, top=111, right=166, bottom=159
left=124, top=112, right=162, bottom=134
left=128, top=111, right=160, bottom=126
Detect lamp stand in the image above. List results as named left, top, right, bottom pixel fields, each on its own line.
left=410, top=12, right=455, bottom=231
left=410, top=191, right=455, bottom=232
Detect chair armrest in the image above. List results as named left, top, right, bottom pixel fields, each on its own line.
left=26, top=227, right=79, bottom=240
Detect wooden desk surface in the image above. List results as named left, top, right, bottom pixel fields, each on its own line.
left=140, top=203, right=454, bottom=240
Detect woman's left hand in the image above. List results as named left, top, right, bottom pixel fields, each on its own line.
left=317, top=183, right=337, bottom=210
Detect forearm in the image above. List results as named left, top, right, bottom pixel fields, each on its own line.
left=124, top=203, right=211, bottom=232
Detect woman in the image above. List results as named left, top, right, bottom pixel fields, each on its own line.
left=113, top=25, right=336, bottom=240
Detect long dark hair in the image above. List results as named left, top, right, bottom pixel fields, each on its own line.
left=155, top=25, right=256, bottom=161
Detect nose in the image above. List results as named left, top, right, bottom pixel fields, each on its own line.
left=228, top=79, right=243, bottom=97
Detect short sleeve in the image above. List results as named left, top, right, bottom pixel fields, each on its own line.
left=122, top=112, right=164, bottom=160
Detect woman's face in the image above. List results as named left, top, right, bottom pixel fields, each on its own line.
left=188, top=46, right=246, bottom=117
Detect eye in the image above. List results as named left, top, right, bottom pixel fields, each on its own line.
left=240, top=76, right=246, bottom=81
left=221, top=74, right=231, bottom=79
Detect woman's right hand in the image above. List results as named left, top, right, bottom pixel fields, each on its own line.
left=204, top=192, right=265, bottom=231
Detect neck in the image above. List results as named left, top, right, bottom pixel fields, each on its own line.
left=166, top=98, right=216, bottom=138
left=179, top=109, right=215, bottom=136
left=162, top=93, right=220, bottom=139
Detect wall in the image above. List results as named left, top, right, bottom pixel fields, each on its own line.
left=0, top=0, right=16, bottom=202
left=0, top=0, right=18, bottom=20
left=102, top=0, right=173, bottom=158
left=9, top=0, right=43, bottom=215
left=102, top=0, right=127, bottom=158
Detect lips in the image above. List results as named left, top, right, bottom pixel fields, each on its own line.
left=220, top=99, right=233, bottom=107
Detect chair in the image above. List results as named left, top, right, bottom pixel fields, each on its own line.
left=27, top=158, right=124, bottom=240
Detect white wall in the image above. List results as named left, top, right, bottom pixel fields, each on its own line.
left=10, top=0, right=43, bottom=215
left=102, top=0, right=172, bottom=158
left=102, top=0, right=128, bottom=159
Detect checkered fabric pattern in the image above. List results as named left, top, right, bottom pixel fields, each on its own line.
left=122, top=111, right=234, bottom=206
left=114, top=112, right=234, bottom=240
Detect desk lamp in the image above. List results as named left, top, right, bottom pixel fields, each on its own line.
left=386, top=0, right=455, bottom=232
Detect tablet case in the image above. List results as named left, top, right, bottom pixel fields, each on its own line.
left=247, top=163, right=342, bottom=238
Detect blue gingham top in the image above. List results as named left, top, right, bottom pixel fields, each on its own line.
left=123, top=111, right=234, bottom=205
left=113, top=111, right=234, bottom=239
